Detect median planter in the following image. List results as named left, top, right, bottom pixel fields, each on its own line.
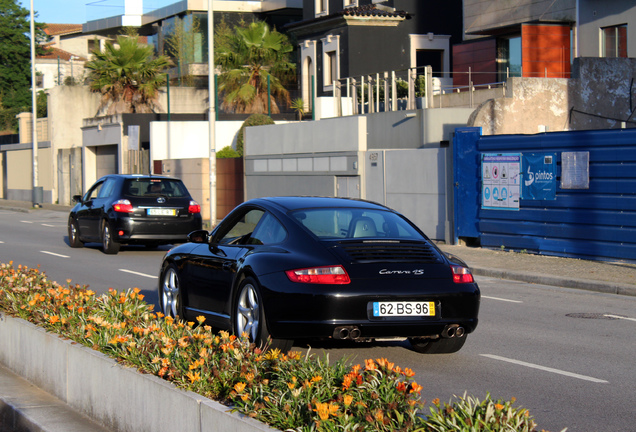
left=0, top=312, right=277, bottom=432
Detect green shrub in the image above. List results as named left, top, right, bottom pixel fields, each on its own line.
left=236, top=113, right=274, bottom=156
left=216, top=146, right=241, bottom=158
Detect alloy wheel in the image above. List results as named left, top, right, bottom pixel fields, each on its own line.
left=236, top=283, right=260, bottom=342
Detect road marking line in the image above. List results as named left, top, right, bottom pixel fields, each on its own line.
left=41, top=251, right=70, bottom=258
left=20, top=221, right=33, bottom=224
left=41, top=224, right=56, bottom=227
left=482, top=295, right=522, bottom=303
left=604, top=314, right=636, bottom=322
left=481, top=354, right=608, bottom=383
left=119, top=269, right=157, bottom=279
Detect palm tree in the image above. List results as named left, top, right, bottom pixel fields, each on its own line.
left=215, top=20, right=295, bottom=114
left=86, top=35, right=172, bottom=114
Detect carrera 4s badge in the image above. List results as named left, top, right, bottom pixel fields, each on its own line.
left=379, top=269, right=424, bottom=275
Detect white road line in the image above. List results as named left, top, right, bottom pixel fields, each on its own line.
left=41, top=224, right=56, bottom=227
left=119, top=269, right=157, bottom=279
left=604, top=314, right=636, bottom=323
left=481, top=354, right=608, bottom=383
left=482, top=295, right=522, bottom=303
left=20, top=221, right=33, bottom=224
left=41, top=251, right=70, bottom=258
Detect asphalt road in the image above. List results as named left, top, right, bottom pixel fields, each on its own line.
left=1, top=209, right=635, bottom=432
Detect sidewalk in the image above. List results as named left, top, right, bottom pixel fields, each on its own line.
left=2, top=198, right=635, bottom=296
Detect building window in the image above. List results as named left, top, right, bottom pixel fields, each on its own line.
left=602, top=25, right=627, bottom=58
left=316, top=0, right=327, bottom=16
left=321, top=35, right=340, bottom=91
left=343, top=0, right=358, bottom=7
left=497, top=36, right=522, bottom=80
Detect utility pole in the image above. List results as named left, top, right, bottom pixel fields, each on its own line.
left=208, top=0, right=217, bottom=227
left=30, top=0, right=39, bottom=207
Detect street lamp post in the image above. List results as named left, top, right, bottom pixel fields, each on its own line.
left=30, top=0, right=39, bottom=207
left=208, top=0, right=217, bottom=227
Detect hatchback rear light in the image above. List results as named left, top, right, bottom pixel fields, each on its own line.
left=188, top=200, right=201, bottom=214
left=286, top=265, right=351, bottom=284
left=451, top=265, right=474, bottom=283
left=113, top=199, right=133, bottom=213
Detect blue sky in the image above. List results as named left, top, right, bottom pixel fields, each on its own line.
left=18, top=0, right=176, bottom=25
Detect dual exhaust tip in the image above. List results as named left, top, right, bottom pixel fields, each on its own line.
left=442, top=324, right=465, bottom=338
left=333, top=324, right=464, bottom=340
left=334, top=326, right=361, bottom=340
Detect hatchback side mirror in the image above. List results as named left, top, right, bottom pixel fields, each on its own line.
left=187, top=230, right=210, bottom=244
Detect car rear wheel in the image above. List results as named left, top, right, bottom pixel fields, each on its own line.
left=68, top=218, right=83, bottom=248
left=102, top=221, right=120, bottom=254
left=408, top=335, right=467, bottom=354
left=160, top=264, right=184, bottom=320
left=235, top=277, right=292, bottom=353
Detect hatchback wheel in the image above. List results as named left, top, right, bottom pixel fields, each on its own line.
left=68, top=218, right=83, bottom=248
left=102, top=221, right=120, bottom=254
left=235, top=277, right=292, bottom=352
left=409, top=335, right=467, bottom=354
left=160, top=265, right=184, bottom=319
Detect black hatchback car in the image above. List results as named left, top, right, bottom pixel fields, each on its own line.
left=68, top=174, right=202, bottom=254
left=158, top=196, right=480, bottom=354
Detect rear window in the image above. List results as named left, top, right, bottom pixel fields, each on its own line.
left=290, top=208, right=425, bottom=240
left=124, top=179, right=190, bottom=198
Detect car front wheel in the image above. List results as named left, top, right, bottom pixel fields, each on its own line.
left=235, top=277, right=292, bottom=353
left=408, top=335, right=467, bottom=354
left=102, top=221, right=120, bottom=254
left=68, top=218, right=83, bottom=248
left=160, top=264, right=184, bottom=319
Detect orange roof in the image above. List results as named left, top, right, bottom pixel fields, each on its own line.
left=44, top=23, right=83, bottom=37
left=37, top=46, right=86, bottom=62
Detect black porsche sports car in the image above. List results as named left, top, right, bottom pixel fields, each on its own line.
left=159, top=196, right=480, bottom=353
left=68, top=174, right=202, bottom=254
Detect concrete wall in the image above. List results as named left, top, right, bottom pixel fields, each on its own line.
left=160, top=158, right=211, bottom=222
left=463, top=0, right=575, bottom=39
left=149, top=120, right=244, bottom=161
left=578, top=0, right=636, bottom=57
left=4, top=144, right=52, bottom=202
left=0, top=313, right=278, bottom=432
left=468, top=58, right=636, bottom=134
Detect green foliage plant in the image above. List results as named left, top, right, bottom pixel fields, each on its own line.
left=85, top=35, right=172, bottom=114
left=215, top=20, right=295, bottom=114
left=0, top=0, right=49, bottom=131
left=236, top=113, right=274, bottom=156
left=424, top=392, right=565, bottom=432
left=0, top=261, right=560, bottom=432
left=291, top=97, right=305, bottom=120
left=216, top=145, right=240, bottom=158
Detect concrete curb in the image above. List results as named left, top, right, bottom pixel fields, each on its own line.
left=471, top=267, right=636, bottom=297
left=0, top=312, right=279, bottom=432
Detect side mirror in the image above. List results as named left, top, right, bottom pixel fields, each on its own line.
left=187, top=230, right=210, bottom=244
left=72, top=195, right=82, bottom=204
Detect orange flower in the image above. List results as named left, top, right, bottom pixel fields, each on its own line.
left=234, top=382, right=246, bottom=393
left=402, top=367, right=415, bottom=378
left=365, top=359, right=376, bottom=371
left=196, top=315, right=206, bottom=324
left=432, top=398, right=440, bottom=405
left=495, top=403, right=504, bottom=411
left=186, top=371, right=201, bottom=383
left=374, top=409, right=384, bottom=422
left=409, top=381, right=423, bottom=394
left=343, top=394, right=354, bottom=407
left=47, top=315, right=60, bottom=324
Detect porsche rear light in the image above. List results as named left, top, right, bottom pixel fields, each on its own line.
left=113, top=199, right=133, bottom=213
left=286, top=265, right=351, bottom=284
left=188, top=200, right=201, bottom=214
left=451, top=265, right=474, bottom=283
